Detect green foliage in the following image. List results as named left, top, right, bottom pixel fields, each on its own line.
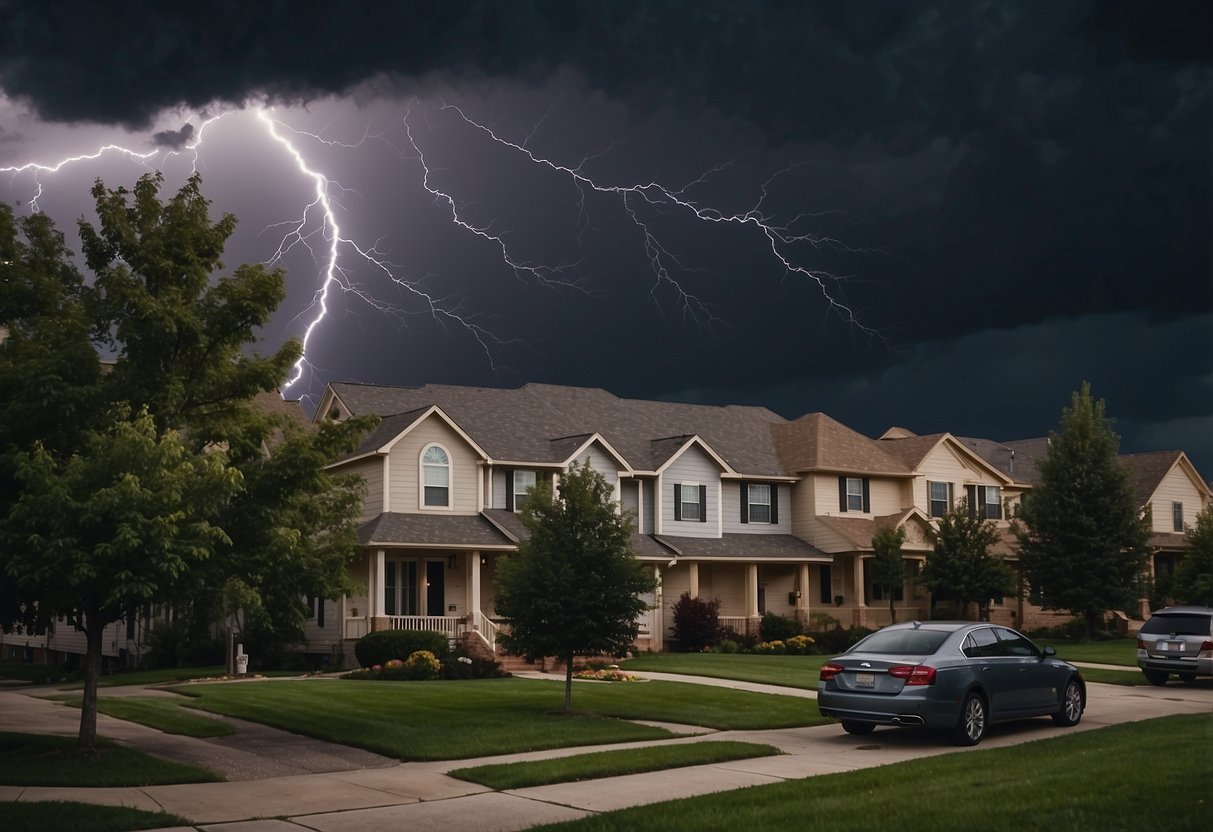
left=869, top=526, right=907, bottom=623
left=759, top=612, right=801, bottom=642
left=921, top=500, right=1017, bottom=620
left=671, top=592, right=723, bottom=651
left=354, top=629, right=450, bottom=667
left=0, top=801, right=191, bottom=832
left=1016, top=383, right=1150, bottom=632
left=1173, top=503, right=1213, bottom=606
left=495, top=461, right=656, bottom=710
left=139, top=619, right=223, bottom=670
left=753, top=640, right=786, bottom=654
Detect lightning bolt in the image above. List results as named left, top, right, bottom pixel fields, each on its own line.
left=1, top=98, right=876, bottom=404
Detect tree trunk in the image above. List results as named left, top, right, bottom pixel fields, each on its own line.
left=563, top=653, right=574, bottom=713
left=78, top=610, right=103, bottom=753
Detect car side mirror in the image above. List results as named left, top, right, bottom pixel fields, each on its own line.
left=1042, top=646, right=1056, bottom=658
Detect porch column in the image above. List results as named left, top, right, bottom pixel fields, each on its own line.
left=797, top=563, right=811, bottom=619
left=371, top=549, right=387, bottom=632
left=688, top=561, right=700, bottom=598
left=745, top=563, right=760, bottom=618
left=853, top=555, right=866, bottom=607
left=651, top=565, right=663, bottom=652
left=467, top=551, right=482, bottom=628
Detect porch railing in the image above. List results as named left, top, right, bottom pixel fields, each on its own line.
left=719, top=616, right=749, bottom=633
left=473, top=611, right=498, bottom=652
left=384, top=615, right=466, bottom=640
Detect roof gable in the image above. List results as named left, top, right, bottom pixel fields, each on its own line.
left=1122, top=451, right=1212, bottom=505
left=772, top=412, right=908, bottom=476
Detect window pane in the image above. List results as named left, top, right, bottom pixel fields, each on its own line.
left=424, top=485, right=448, bottom=506
left=749, top=483, right=770, bottom=504
left=423, top=446, right=448, bottom=465
left=1173, top=502, right=1184, bottom=532
left=385, top=562, right=397, bottom=616
left=681, top=484, right=700, bottom=521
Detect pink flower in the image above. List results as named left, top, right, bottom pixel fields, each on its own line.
left=372, top=664, right=382, bottom=671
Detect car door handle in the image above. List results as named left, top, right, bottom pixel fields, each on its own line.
left=980, top=666, right=990, bottom=672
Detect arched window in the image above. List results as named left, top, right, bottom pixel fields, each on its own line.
left=421, top=445, right=451, bottom=508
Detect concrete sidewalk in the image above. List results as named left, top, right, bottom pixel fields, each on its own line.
left=1, top=675, right=1209, bottom=832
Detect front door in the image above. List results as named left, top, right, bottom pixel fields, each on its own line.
left=426, top=561, right=445, bottom=616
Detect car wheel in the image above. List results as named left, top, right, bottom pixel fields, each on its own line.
left=1178, top=673, right=1197, bottom=684
left=951, top=691, right=986, bottom=746
left=841, top=720, right=876, bottom=735
left=1051, top=678, right=1084, bottom=726
left=1142, top=669, right=1169, bottom=686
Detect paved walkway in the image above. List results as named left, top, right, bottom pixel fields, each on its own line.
left=0, top=672, right=1209, bottom=832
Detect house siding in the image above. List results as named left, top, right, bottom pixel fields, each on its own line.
left=336, top=457, right=383, bottom=520
left=387, top=416, right=480, bottom=514
left=722, top=480, right=792, bottom=535
left=1149, top=467, right=1207, bottom=533
left=660, top=446, right=719, bottom=538
left=642, top=479, right=656, bottom=534
left=571, top=443, right=621, bottom=496
left=621, top=479, right=640, bottom=529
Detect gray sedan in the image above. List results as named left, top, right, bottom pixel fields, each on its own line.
left=817, top=621, right=1085, bottom=745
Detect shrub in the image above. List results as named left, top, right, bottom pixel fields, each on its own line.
left=807, top=625, right=850, bottom=654
left=405, top=650, right=442, bottom=680
left=354, top=630, right=449, bottom=668
left=785, top=634, right=816, bottom=655
left=754, top=640, right=786, bottom=654
left=440, top=648, right=507, bottom=680
left=711, top=639, right=740, bottom=654
left=760, top=612, right=801, bottom=642
left=671, top=592, right=722, bottom=651
left=845, top=626, right=875, bottom=647
left=808, top=611, right=842, bottom=632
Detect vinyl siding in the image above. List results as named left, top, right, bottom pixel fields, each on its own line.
left=642, top=479, right=656, bottom=534
left=812, top=474, right=901, bottom=517
left=1149, top=467, right=1208, bottom=533
left=790, top=477, right=816, bottom=539
left=386, top=416, right=480, bottom=514
left=621, top=480, right=640, bottom=530
left=571, top=443, right=621, bottom=498
left=335, top=457, right=383, bottom=520
left=914, top=444, right=1005, bottom=518
left=660, top=446, right=719, bottom=538
left=722, top=480, right=792, bottom=535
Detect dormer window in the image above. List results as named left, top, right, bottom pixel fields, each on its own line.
left=674, top=482, right=707, bottom=522
left=747, top=483, right=772, bottom=523
left=512, top=470, right=537, bottom=512
left=1173, top=501, right=1184, bottom=532
left=421, top=445, right=451, bottom=508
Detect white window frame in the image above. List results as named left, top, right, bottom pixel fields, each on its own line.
left=748, top=483, right=772, bottom=524
left=420, top=443, right=452, bottom=510
left=513, top=470, right=537, bottom=512
left=680, top=482, right=702, bottom=522
left=983, top=485, right=1002, bottom=520
left=846, top=477, right=864, bottom=512
left=928, top=481, right=951, bottom=518
left=1172, top=501, right=1184, bottom=532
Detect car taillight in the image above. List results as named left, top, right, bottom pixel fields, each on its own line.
left=820, top=663, right=844, bottom=682
left=1200, top=641, right=1213, bottom=653
left=889, top=665, right=936, bottom=686
left=1136, top=638, right=1146, bottom=649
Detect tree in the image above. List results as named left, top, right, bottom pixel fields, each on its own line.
left=869, top=527, right=907, bottom=624
left=495, top=461, right=656, bottom=711
left=1016, top=383, right=1149, bottom=635
left=1173, top=504, right=1213, bottom=606
left=0, top=175, right=370, bottom=750
left=920, top=501, right=1017, bottom=621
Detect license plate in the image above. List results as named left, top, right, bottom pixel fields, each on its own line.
left=1157, top=641, right=1183, bottom=652
left=855, top=672, right=875, bottom=688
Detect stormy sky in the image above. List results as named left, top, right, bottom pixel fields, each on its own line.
left=1, top=1, right=1210, bottom=475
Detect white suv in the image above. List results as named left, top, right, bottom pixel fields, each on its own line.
left=1136, top=606, right=1213, bottom=685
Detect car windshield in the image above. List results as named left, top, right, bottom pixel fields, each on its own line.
left=1141, top=614, right=1212, bottom=636
left=852, top=628, right=950, bottom=655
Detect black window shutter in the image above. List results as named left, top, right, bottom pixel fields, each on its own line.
left=770, top=484, right=779, bottom=524
left=317, top=598, right=325, bottom=629
left=838, top=476, right=847, bottom=512
left=505, top=469, right=515, bottom=511
left=740, top=480, right=749, bottom=524
left=674, top=483, right=683, bottom=521
left=699, top=485, right=707, bottom=522
left=966, top=485, right=977, bottom=518
left=862, top=478, right=871, bottom=513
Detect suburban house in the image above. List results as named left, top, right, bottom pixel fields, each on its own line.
left=299, top=380, right=1191, bottom=666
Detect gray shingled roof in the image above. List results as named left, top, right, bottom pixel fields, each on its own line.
left=357, top=513, right=515, bottom=548
left=1121, top=451, right=1184, bottom=506
left=329, top=382, right=789, bottom=475
left=772, top=412, right=909, bottom=476
left=655, top=533, right=829, bottom=560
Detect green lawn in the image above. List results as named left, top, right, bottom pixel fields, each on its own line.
left=0, top=732, right=221, bottom=786
left=0, top=661, right=77, bottom=686
left=1045, top=639, right=1138, bottom=667
left=537, top=714, right=1213, bottom=831
left=450, top=741, right=781, bottom=790
left=2, top=801, right=189, bottom=832
left=620, top=653, right=827, bottom=689
left=173, top=677, right=825, bottom=761
left=56, top=695, right=236, bottom=738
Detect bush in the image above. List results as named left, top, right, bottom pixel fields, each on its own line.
left=754, top=640, right=786, bottom=654
left=440, top=648, right=507, bottom=680
left=807, top=624, right=871, bottom=654
left=785, top=634, right=816, bottom=655
left=355, top=630, right=449, bottom=668
left=671, top=593, right=722, bottom=651
left=845, top=626, right=875, bottom=647
left=140, top=619, right=224, bottom=670
left=760, top=612, right=801, bottom=642
left=710, top=639, right=741, bottom=654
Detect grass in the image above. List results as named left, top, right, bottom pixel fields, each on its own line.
left=1044, top=639, right=1138, bottom=666
left=451, top=740, right=780, bottom=790
left=173, top=677, right=826, bottom=761
left=56, top=695, right=236, bottom=738
left=620, top=653, right=828, bottom=689
left=0, top=731, right=221, bottom=786
left=0, top=661, right=78, bottom=685
left=537, top=714, right=1213, bottom=831
left=1074, top=666, right=1143, bottom=686
left=2, top=801, right=189, bottom=832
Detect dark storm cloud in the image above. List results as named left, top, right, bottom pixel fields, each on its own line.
left=150, top=122, right=194, bottom=150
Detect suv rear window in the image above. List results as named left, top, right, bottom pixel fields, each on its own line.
left=853, top=629, right=950, bottom=655
left=1140, top=613, right=1213, bottom=636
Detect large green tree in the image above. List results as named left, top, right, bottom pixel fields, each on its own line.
left=0, top=174, right=369, bottom=750
left=1172, top=503, right=1213, bottom=606
left=921, top=501, right=1017, bottom=621
left=869, top=527, right=907, bottom=624
left=1016, top=383, right=1149, bottom=634
left=495, top=462, right=656, bottom=711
